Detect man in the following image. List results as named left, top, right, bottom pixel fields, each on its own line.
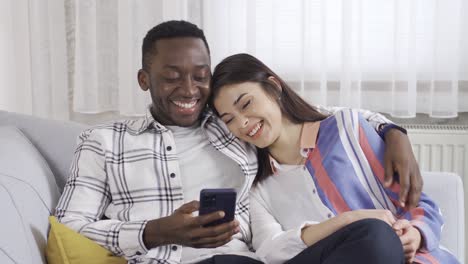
left=56, top=20, right=422, bottom=264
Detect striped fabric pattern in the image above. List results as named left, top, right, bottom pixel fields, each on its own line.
left=304, top=109, right=459, bottom=264
left=55, top=109, right=257, bottom=264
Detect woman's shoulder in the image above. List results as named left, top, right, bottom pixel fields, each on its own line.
left=250, top=176, right=278, bottom=203
left=327, top=107, right=361, bottom=117
left=323, top=107, right=363, bottom=126
left=249, top=184, right=270, bottom=208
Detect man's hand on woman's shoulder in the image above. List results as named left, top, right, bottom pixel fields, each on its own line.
left=383, top=129, right=423, bottom=210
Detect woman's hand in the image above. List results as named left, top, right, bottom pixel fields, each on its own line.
left=383, top=129, right=423, bottom=210
left=392, top=219, right=422, bottom=263
left=301, top=209, right=396, bottom=247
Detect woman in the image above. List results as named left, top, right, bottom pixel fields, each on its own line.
left=208, top=53, right=458, bottom=264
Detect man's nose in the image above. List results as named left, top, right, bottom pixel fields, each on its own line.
left=180, top=76, right=198, bottom=96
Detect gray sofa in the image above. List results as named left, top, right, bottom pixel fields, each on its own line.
left=0, top=110, right=465, bottom=263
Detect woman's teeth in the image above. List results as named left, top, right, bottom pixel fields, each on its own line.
left=172, top=100, right=197, bottom=109
left=248, top=122, right=263, bottom=137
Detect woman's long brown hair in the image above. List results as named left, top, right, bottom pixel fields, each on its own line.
left=209, top=53, right=328, bottom=184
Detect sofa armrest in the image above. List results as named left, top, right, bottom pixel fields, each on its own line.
left=422, top=171, right=465, bottom=263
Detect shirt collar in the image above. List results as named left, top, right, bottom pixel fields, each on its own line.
left=269, top=121, right=321, bottom=173
left=127, top=105, right=215, bottom=135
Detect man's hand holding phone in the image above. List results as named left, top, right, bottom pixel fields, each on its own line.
left=143, top=200, right=239, bottom=249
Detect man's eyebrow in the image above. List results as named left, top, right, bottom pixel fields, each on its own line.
left=194, top=64, right=210, bottom=69
left=162, top=65, right=210, bottom=72
left=163, top=65, right=180, bottom=71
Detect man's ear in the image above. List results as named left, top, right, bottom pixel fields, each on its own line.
left=267, top=76, right=282, bottom=92
left=138, top=69, right=150, bottom=91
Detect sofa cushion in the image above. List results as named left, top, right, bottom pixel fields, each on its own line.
left=0, top=126, right=61, bottom=264
left=46, top=216, right=126, bottom=264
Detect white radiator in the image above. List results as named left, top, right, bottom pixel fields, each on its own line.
left=404, top=123, right=468, bottom=260
left=405, top=124, right=468, bottom=178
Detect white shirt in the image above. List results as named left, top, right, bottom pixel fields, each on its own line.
left=167, top=124, right=244, bottom=202
left=251, top=163, right=335, bottom=264
left=167, top=124, right=256, bottom=263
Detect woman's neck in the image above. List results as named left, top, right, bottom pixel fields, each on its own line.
left=268, top=118, right=304, bottom=165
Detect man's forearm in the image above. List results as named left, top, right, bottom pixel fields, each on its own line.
left=57, top=214, right=149, bottom=257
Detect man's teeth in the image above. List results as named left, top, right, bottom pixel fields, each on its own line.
left=248, top=123, right=262, bottom=137
left=173, top=100, right=197, bottom=109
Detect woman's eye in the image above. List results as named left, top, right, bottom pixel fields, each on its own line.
left=225, top=118, right=234, bottom=124
left=242, top=100, right=251, bottom=109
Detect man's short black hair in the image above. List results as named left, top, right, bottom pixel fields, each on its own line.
left=141, top=20, right=210, bottom=70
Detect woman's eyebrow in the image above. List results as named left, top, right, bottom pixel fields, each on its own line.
left=219, top=93, right=248, bottom=118
left=234, top=93, right=248, bottom=105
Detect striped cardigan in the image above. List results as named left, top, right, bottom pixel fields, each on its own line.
left=304, top=109, right=458, bottom=264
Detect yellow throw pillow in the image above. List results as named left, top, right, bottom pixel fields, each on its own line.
left=46, top=216, right=127, bottom=264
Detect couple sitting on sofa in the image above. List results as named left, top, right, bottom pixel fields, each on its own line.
left=54, top=20, right=458, bottom=264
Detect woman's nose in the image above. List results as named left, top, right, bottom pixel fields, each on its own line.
left=241, top=117, right=249, bottom=128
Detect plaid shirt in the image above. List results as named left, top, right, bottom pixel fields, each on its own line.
left=55, top=106, right=391, bottom=263
left=55, top=108, right=258, bottom=263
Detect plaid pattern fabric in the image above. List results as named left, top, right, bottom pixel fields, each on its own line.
left=55, top=108, right=257, bottom=263
left=55, top=106, right=391, bottom=263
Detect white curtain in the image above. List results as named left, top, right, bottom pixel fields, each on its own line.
left=1, top=0, right=467, bottom=120
left=73, top=0, right=202, bottom=116
left=202, top=0, right=468, bottom=118
left=0, top=0, right=68, bottom=120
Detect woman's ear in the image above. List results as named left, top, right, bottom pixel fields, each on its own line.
left=267, top=76, right=282, bottom=92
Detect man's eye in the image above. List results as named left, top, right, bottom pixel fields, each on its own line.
left=242, top=100, right=251, bottom=109
left=164, top=78, right=179, bottom=83
left=194, top=75, right=209, bottom=82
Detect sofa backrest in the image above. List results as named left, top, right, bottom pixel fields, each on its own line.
left=0, top=111, right=87, bottom=191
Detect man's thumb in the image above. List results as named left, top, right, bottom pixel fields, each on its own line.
left=384, top=160, right=394, bottom=187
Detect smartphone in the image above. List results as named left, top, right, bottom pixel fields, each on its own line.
left=199, top=188, right=237, bottom=227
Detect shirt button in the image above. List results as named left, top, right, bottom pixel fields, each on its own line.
left=312, top=189, right=316, bottom=194
left=172, top=245, right=178, bottom=251
left=327, top=213, right=332, bottom=218
left=170, top=173, right=176, bottom=178
left=166, top=146, right=172, bottom=151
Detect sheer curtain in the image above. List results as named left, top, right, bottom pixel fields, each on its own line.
left=73, top=0, right=203, bottom=116
left=73, top=0, right=468, bottom=119
left=0, top=0, right=68, bottom=120
left=1, top=0, right=467, bottom=120
left=202, top=0, right=468, bottom=118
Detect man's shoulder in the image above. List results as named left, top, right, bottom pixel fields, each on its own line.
left=78, top=117, right=150, bottom=141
